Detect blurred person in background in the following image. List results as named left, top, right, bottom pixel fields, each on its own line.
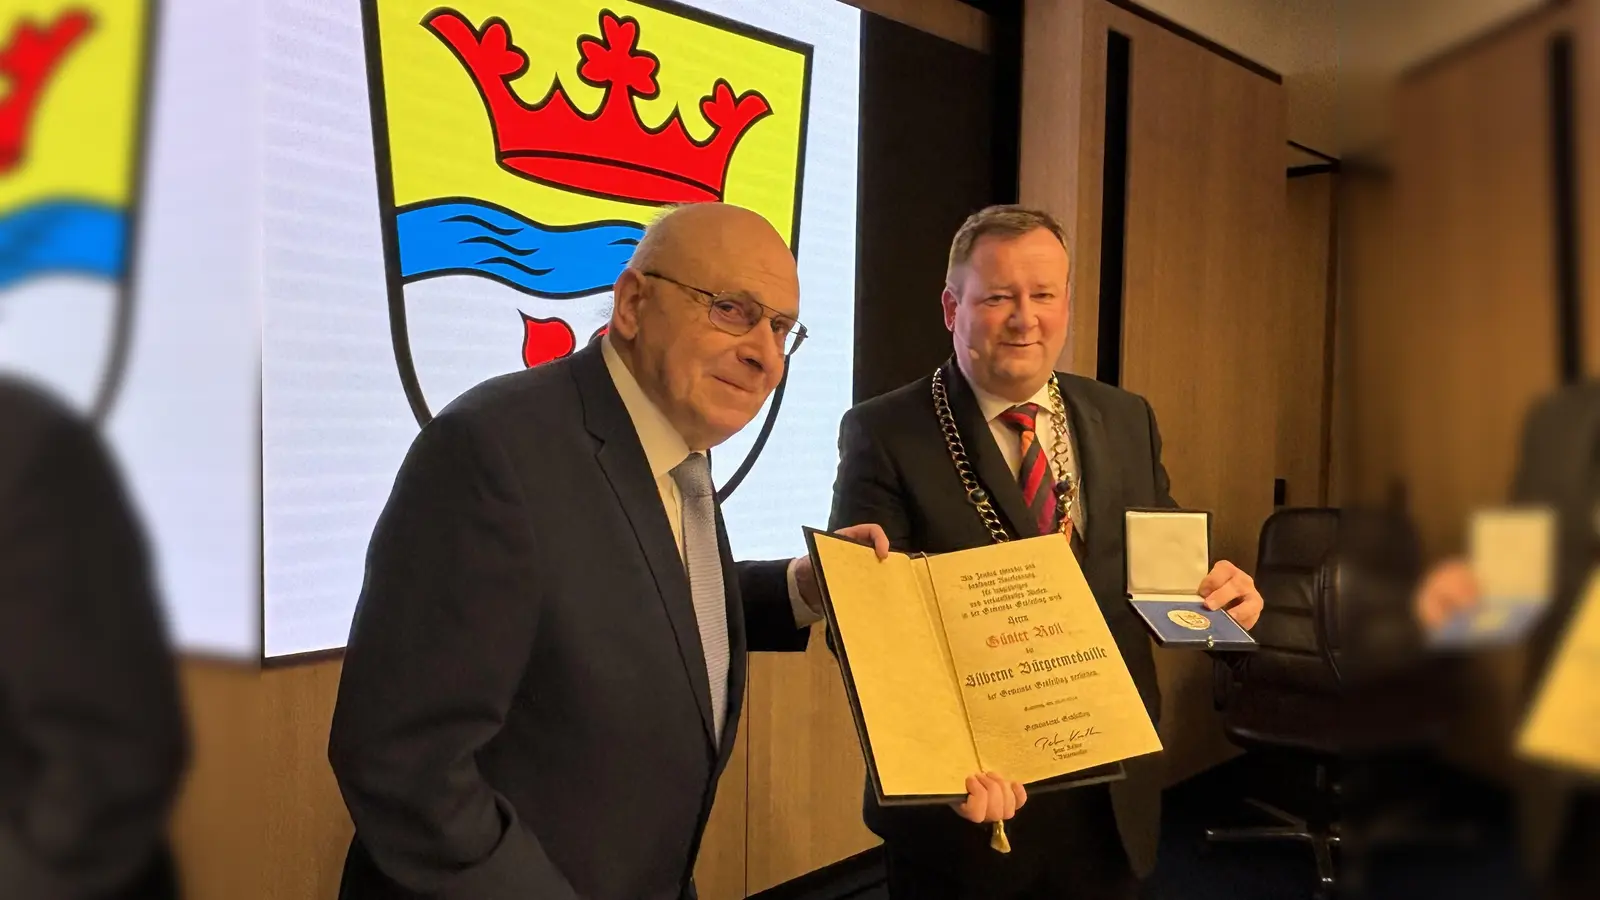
left=1415, top=382, right=1600, bottom=898
left=0, top=376, right=188, bottom=899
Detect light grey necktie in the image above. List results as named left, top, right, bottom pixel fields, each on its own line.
left=670, top=453, right=730, bottom=743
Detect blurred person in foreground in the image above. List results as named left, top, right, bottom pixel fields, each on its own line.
left=1415, top=383, right=1600, bottom=897
left=827, top=205, right=1264, bottom=899
left=0, top=376, right=187, bottom=899
left=329, top=203, right=910, bottom=900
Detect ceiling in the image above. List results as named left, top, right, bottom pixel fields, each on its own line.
left=957, top=0, right=1551, bottom=158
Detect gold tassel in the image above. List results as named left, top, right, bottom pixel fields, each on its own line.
left=990, top=821, right=1011, bottom=853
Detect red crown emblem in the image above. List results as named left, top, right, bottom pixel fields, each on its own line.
left=0, top=10, right=92, bottom=175
left=424, top=9, right=773, bottom=206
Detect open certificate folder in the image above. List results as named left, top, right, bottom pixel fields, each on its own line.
left=1429, top=507, right=1556, bottom=648
left=805, top=529, right=1162, bottom=805
left=1516, top=568, right=1600, bottom=777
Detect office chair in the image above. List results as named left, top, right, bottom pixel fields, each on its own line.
left=1204, top=508, right=1465, bottom=899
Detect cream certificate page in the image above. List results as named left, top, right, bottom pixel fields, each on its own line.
left=813, top=531, right=1160, bottom=795
left=928, top=534, right=1161, bottom=783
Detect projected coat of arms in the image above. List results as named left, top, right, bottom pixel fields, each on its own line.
left=360, top=0, right=813, bottom=425
left=0, top=1, right=151, bottom=419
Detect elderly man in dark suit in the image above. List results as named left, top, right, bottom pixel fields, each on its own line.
left=0, top=377, right=187, bottom=900
left=328, top=203, right=898, bottom=900
left=827, top=205, right=1263, bottom=899
left=1415, top=383, right=1600, bottom=898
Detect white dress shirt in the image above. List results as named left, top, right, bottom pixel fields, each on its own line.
left=965, top=373, right=1087, bottom=537
left=602, top=336, right=819, bottom=626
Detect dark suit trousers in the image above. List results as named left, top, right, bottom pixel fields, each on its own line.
left=1545, top=791, right=1600, bottom=900
left=881, top=785, right=1135, bottom=900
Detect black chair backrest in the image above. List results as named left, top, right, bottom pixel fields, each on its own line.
left=1212, top=508, right=1342, bottom=747
left=1221, top=507, right=1439, bottom=751
left=1328, top=507, right=1425, bottom=683
left=1243, top=506, right=1426, bottom=692
left=1253, top=507, right=1341, bottom=658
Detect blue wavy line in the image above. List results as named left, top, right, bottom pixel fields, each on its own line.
left=397, top=200, right=644, bottom=298
left=0, top=200, right=125, bottom=290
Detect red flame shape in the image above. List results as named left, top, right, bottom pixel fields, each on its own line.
left=521, top=313, right=576, bottom=368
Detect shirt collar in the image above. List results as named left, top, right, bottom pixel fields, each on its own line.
left=602, top=335, right=694, bottom=479
left=964, top=372, right=1055, bottom=425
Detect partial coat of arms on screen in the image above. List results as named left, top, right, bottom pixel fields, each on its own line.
left=0, top=1, right=153, bottom=419
left=360, top=0, right=812, bottom=425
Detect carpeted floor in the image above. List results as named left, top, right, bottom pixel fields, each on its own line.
left=1146, top=753, right=1528, bottom=900
left=756, top=753, right=1531, bottom=900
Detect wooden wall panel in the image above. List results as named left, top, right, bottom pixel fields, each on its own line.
left=1333, top=171, right=1399, bottom=509
left=1280, top=173, right=1339, bottom=508
left=1020, top=0, right=1090, bottom=346
left=170, top=660, right=266, bottom=900
left=854, top=11, right=998, bottom=402
left=1340, top=3, right=1579, bottom=777
left=1103, top=1, right=1289, bottom=786
left=1107, top=0, right=1286, bottom=568
left=172, top=657, right=752, bottom=900
left=1023, top=0, right=1300, bottom=787
left=744, top=636, right=878, bottom=893
left=694, top=708, right=749, bottom=900
left=258, top=661, right=351, bottom=900
left=1021, top=0, right=1108, bottom=377
left=1390, top=7, right=1567, bottom=560
left=171, top=659, right=352, bottom=900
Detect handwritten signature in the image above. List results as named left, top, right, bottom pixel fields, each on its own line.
left=1034, top=726, right=1100, bottom=757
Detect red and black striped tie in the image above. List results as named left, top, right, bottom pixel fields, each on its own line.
left=999, top=403, right=1061, bottom=537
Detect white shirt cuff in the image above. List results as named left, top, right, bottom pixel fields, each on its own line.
left=787, top=557, right=823, bottom=627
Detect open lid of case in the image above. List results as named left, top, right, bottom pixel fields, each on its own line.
left=1125, top=509, right=1210, bottom=598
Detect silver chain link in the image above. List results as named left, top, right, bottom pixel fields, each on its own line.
left=931, top=369, right=1077, bottom=543
left=1047, top=376, right=1079, bottom=529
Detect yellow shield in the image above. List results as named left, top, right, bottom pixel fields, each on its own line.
left=0, top=0, right=153, bottom=417
left=361, top=0, right=812, bottom=423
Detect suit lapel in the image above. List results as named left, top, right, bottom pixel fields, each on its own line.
left=942, top=359, right=1040, bottom=540
left=1057, top=374, right=1121, bottom=555
left=571, top=344, right=718, bottom=748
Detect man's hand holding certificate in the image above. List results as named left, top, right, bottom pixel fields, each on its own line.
left=1417, top=507, right=1557, bottom=648
left=805, top=529, right=1162, bottom=809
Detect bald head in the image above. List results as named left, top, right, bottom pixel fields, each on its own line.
left=628, top=203, right=798, bottom=312
left=608, top=202, right=800, bottom=450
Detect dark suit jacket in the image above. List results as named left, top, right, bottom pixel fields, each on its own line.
left=827, top=359, right=1174, bottom=877
left=1504, top=382, right=1600, bottom=879
left=1510, top=383, right=1600, bottom=669
left=329, top=343, right=809, bottom=900
left=0, top=378, right=186, bottom=900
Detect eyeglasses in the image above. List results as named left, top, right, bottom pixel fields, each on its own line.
left=640, top=270, right=808, bottom=357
